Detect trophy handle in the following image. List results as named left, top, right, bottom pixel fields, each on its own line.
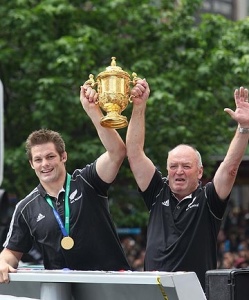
left=129, top=72, right=141, bottom=103
left=85, top=74, right=96, bottom=87
left=85, top=74, right=99, bottom=104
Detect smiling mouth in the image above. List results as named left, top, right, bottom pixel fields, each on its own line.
left=41, top=169, right=53, bottom=174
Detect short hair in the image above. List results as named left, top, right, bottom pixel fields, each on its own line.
left=25, top=129, right=65, bottom=161
left=167, top=144, right=203, bottom=168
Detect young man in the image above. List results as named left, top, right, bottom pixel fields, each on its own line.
left=0, top=82, right=130, bottom=283
left=126, top=80, right=249, bottom=290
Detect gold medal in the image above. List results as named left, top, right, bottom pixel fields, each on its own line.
left=61, top=236, right=74, bottom=250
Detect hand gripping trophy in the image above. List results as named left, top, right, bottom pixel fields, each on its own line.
left=86, top=57, right=139, bottom=129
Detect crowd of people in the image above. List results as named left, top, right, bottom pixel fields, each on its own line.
left=217, top=204, right=249, bottom=269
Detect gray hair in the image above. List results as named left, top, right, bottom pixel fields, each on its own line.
left=167, top=144, right=203, bottom=168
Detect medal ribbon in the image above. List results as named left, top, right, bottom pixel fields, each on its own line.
left=45, top=173, right=71, bottom=237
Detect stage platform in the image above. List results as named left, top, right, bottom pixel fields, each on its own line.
left=0, top=269, right=207, bottom=300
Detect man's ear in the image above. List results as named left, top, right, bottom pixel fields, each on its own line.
left=198, top=166, right=204, bottom=180
left=29, top=160, right=35, bottom=169
left=61, top=152, right=67, bottom=162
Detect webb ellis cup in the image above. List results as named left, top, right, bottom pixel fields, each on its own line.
left=86, top=57, right=138, bottom=129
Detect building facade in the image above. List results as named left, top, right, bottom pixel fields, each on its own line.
left=201, top=0, right=249, bottom=20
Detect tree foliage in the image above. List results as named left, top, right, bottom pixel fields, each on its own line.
left=1, top=0, right=249, bottom=227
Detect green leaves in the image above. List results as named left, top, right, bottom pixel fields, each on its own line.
left=1, top=0, right=249, bottom=227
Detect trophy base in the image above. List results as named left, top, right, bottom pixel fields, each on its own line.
left=100, top=114, right=128, bottom=129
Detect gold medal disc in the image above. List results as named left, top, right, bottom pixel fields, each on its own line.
left=61, top=236, right=74, bottom=250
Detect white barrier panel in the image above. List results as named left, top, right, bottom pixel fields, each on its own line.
left=0, top=270, right=207, bottom=300
left=0, top=297, right=37, bottom=300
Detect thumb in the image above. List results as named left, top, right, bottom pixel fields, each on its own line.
left=9, top=266, right=17, bottom=273
left=224, top=108, right=235, bottom=119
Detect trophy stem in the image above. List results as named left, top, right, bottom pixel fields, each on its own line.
left=100, top=112, right=128, bottom=129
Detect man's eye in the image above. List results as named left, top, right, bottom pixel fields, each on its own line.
left=34, top=159, right=41, bottom=163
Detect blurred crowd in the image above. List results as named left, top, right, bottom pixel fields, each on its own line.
left=217, top=204, right=249, bottom=270
left=120, top=233, right=146, bottom=271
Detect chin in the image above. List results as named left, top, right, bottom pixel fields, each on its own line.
left=171, top=184, right=185, bottom=192
left=173, top=188, right=188, bottom=198
left=40, top=173, right=55, bottom=182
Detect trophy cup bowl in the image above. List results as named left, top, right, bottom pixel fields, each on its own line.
left=87, top=57, right=138, bottom=129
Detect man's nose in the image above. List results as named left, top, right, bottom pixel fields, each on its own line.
left=176, top=166, right=184, bottom=173
left=42, top=159, right=50, bottom=166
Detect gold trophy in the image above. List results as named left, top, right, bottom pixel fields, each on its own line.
left=86, top=57, right=138, bottom=129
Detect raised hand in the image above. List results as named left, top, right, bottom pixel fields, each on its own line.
left=130, top=79, right=150, bottom=106
left=224, top=86, right=249, bottom=128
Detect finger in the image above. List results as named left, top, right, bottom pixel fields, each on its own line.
left=80, top=85, right=89, bottom=98
left=93, top=93, right=98, bottom=103
left=239, top=86, right=249, bottom=100
left=238, top=86, right=245, bottom=102
left=234, top=88, right=244, bottom=107
left=3, top=277, right=9, bottom=283
left=234, top=89, right=239, bottom=100
left=80, top=85, right=87, bottom=92
left=135, top=89, right=143, bottom=97
left=81, top=84, right=90, bottom=92
left=134, top=79, right=148, bottom=92
left=133, top=85, right=145, bottom=97
left=135, top=78, right=147, bottom=86
left=224, top=108, right=235, bottom=119
left=88, top=89, right=97, bottom=101
left=244, top=88, right=248, bottom=102
left=1, top=273, right=10, bottom=283
left=131, top=89, right=141, bottom=98
left=9, top=266, right=17, bottom=273
left=80, top=86, right=86, bottom=101
left=83, top=87, right=94, bottom=99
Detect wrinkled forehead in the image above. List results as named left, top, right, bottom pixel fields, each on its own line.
left=167, top=146, right=198, bottom=165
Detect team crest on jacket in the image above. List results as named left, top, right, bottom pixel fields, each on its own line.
left=69, top=189, right=82, bottom=203
left=162, top=199, right=170, bottom=206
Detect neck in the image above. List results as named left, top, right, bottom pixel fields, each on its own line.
left=173, top=192, right=192, bottom=202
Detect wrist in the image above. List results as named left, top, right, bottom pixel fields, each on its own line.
left=238, top=126, right=249, bottom=134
